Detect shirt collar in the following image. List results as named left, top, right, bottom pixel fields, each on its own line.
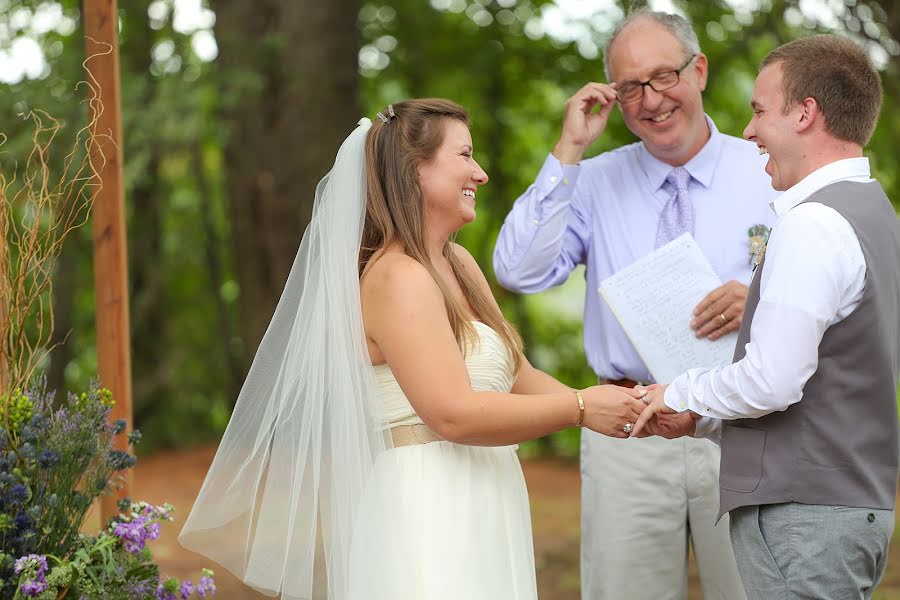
left=640, top=114, right=723, bottom=192
left=771, top=157, right=872, bottom=216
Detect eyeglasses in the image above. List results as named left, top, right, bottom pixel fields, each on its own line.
left=616, top=54, right=698, bottom=104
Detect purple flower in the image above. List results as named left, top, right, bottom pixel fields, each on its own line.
left=38, top=449, right=60, bottom=469
left=20, top=579, right=47, bottom=596
left=179, top=580, right=194, bottom=599
left=196, top=575, right=216, bottom=598
left=146, top=521, right=161, bottom=541
left=156, top=584, right=176, bottom=600
left=14, top=555, right=48, bottom=597
left=114, top=518, right=149, bottom=553
left=9, top=483, right=30, bottom=506
left=125, top=579, right=156, bottom=600
left=13, top=554, right=47, bottom=575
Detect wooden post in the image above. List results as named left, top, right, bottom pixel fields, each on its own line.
left=83, top=0, right=134, bottom=521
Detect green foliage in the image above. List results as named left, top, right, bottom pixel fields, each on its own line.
left=0, top=392, right=33, bottom=437
left=0, top=381, right=138, bottom=597
left=9, top=502, right=216, bottom=599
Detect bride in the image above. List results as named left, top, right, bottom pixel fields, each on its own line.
left=179, top=99, right=646, bottom=600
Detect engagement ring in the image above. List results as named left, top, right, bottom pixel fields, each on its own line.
left=623, top=423, right=634, bottom=434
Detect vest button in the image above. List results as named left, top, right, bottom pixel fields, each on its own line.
left=868, top=513, right=876, bottom=523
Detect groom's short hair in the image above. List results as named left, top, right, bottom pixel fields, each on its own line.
left=762, top=34, right=882, bottom=146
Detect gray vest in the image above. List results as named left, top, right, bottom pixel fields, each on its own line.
left=719, top=180, right=900, bottom=518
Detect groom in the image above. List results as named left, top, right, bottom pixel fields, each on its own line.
left=633, top=34, right=900, bottom=599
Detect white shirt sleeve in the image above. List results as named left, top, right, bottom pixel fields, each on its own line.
left=664, top=202, right=866, bottom=420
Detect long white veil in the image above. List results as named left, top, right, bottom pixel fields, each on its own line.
left=179, top=118, right=390, bottom=600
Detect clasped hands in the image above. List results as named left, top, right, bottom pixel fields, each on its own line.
left=630, top=385, right=699, bottom=439
left=577, top=384, right=697, bottom=439
left=576, top=280, right=746, bottom=438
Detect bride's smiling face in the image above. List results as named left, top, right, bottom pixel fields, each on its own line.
left=417, top=120, right=489, bottom=229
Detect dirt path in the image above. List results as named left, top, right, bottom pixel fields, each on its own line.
left=132, top=446, right=900, bottom=599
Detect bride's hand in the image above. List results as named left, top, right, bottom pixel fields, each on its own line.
left=579, top=385, right=647, bottom=439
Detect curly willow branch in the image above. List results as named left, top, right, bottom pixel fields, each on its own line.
left=0, top=46, right=110, bottom=405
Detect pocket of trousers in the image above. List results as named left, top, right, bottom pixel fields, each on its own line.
left=756, top=506, right=789, bottom=584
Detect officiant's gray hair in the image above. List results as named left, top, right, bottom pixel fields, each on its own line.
left=604, top=10, right=701, bottom=80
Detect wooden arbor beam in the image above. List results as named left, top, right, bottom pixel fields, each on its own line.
left=83, top=0, right=134, bottom=521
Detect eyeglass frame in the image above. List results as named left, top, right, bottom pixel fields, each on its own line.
left=615, top=54, right=699, bottom=104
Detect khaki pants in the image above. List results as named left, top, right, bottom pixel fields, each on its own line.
left=580, top=432, right=746, bottom=600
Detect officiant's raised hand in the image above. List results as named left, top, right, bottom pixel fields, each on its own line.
left=580, top=385, right=648, bottom=439
left=691, top=280, right=748, bottom=340
left=629, top=385, right=698, bottom=438
left=552, top=82, right=619, bottom=165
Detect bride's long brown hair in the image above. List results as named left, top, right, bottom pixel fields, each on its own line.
left=360, top=99, right=523, bottom=369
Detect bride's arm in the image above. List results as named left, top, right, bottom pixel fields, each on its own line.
left=362, top=250, right=644, bottom=446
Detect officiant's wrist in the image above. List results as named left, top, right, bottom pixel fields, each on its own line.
left=574, top=390, right=585, bottom=427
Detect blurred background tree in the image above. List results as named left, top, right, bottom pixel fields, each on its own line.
left=0, top=0, right=897, bottom=452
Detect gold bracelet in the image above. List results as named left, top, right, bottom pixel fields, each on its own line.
left=574, top=390, right=585, bottom=427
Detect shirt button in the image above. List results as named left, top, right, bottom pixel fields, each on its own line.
left=531, top=219, right=540, bottom=225
left=549, top=176, right=558, bottom=183
left=562, top=178, right=569, bottom=185
left=868, top=513, right=876, bottom=523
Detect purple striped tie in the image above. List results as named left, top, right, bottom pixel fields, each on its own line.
left=655, top=166, right=694, bottom=248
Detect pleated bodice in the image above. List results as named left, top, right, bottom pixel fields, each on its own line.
left=372, top=321, right=515, bottom=427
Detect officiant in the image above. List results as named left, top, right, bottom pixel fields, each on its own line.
left=493, top=9, right=776, bottom=600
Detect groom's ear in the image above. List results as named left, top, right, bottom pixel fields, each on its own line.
left=795, top=97, right=819, bottom=134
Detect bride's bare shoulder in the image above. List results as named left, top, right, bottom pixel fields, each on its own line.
left=361, top=250, right=441, bottom=309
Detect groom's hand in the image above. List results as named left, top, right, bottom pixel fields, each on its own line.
left=630, top=385, right=696, bottom=438
left=634, top=412, right=698, bottom=439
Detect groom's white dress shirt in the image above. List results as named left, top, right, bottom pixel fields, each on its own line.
left=665, top=157, right=872, bottom=439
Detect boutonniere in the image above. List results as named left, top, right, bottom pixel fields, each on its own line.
left=748, top=224, right=771, bottom=272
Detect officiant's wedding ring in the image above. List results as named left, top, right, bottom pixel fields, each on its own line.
left=623, top=423, right=634, bottom=434
left=719, top=313, right=728, bottom=324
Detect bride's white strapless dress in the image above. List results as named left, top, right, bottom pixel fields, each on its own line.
left=348, top=321, right=538, bottom=599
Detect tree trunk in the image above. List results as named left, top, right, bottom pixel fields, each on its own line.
left=214, top=0, right=361, bottom=374
left=120, top=0, right=169, bottom=423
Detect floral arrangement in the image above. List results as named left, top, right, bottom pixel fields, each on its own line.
left=0, top=74, right=216, bottom=600
left=747, top=223, right=771, bottom=272
left=0, top=382, right=215, bottom=599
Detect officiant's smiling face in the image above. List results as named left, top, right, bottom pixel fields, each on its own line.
left=608, top=18, right=710, bottom=166
left=744, top=62, right=803, bottom=191
left=418, top=119, right=489, bottom=228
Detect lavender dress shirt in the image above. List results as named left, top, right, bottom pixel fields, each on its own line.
left=494, top=116, right=778, bottom=382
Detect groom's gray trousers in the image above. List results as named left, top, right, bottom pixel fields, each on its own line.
left=729, top=502, right=894, bottom=600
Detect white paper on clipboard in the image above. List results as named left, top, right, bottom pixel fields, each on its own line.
left=598, top=233, right=738, bottom=384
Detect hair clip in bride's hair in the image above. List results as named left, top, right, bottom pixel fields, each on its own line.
left=376, top=104, right=396, bottom=124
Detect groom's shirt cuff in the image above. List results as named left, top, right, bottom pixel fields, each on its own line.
left=693, top=416, right=722, bottom=443
left=663, top=386, right=720, bottom=442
